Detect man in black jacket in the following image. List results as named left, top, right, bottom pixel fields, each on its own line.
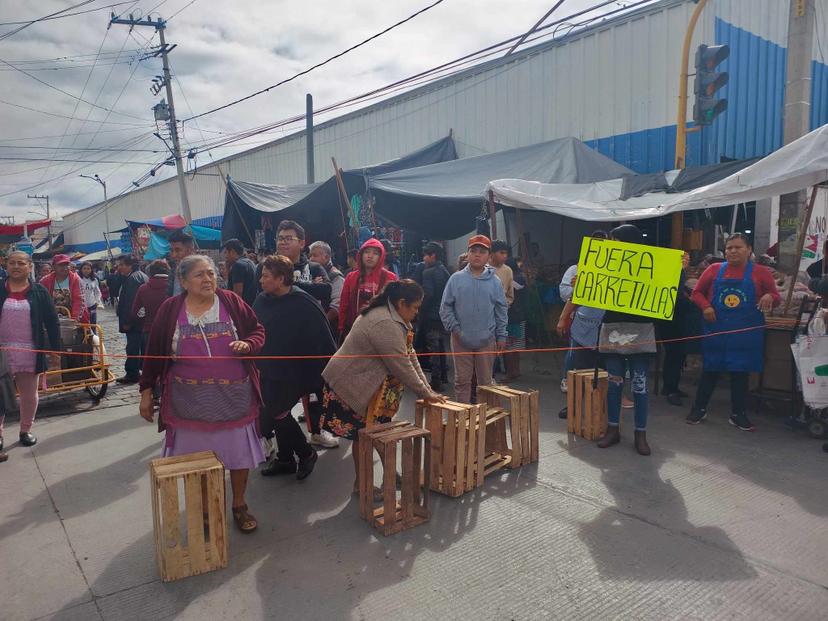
left=253, top=255, right=338, bottom=479
left=421, top=242, right=451, bottom=390
left=115, top=255, right=148, bottom=383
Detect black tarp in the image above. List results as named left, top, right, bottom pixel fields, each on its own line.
left=367, top=137, right=634, bottom=239
left=221, top=135, right=458, bottom=247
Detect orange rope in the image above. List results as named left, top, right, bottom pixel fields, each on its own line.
left=0, top=320, right=799, bottom=361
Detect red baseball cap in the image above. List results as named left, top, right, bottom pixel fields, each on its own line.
left=52, top=254, right=70, bottom=266
left=467, top=235, right=491, bottom=250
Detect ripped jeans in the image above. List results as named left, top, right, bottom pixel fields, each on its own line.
left=604, top=354, right=652, bottom=431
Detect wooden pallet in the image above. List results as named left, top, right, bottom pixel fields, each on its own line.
left=415, top=400, right=486, bottom=497
left=478, top=385, right=540, bottom=469
left=566, top=369, right=609, bottom=440
left=150, top=451, right=228, bottom=582
left=357, top=422, right=431, bottom=536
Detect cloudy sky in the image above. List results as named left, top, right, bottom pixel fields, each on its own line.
left=0, top=0, right=639, bottom=220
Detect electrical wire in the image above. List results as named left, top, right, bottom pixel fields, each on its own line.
left=0, top=97, right=150, bottom=126
left=0, top=1, right=137, bottom=27
left=0, top=1, right=96, bottom=41
left=0, top=56, right=150, bottom=122
left=183, top=0, right=646, bottom=154
left=183, top=0, right=448, bottom=122
left=69, top=29, right=136, bottom=147
left=167, top=0, right=200, bottom=21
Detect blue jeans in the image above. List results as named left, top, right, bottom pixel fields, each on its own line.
left=562, top=341, right=575, bottom=378
left=604, top=354, right=652, bottom=431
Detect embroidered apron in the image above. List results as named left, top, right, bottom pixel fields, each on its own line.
left=702, top=262, right=765, bottom=373
left=166, top=301, right=253, bottom=429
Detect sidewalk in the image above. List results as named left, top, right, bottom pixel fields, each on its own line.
left=1, top=362, right=827, bottom=621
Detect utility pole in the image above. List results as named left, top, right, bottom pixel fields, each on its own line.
left=28, top=194, right=51, bottom=250
left=777, top=0, right=816, bottom=274
left=306, top=93, right=315, bottom=183
left=109, top=13, right=193, bottom=224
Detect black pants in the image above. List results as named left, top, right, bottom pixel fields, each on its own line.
left=124, top=330, right=143, bottom=378
left=692, top=371, right=749, bottom=415
left=260, top=381, right=317, bottom=463
left=662, top=342, right=685, bottom=395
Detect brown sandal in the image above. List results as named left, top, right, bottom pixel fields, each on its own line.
left=231, top=504, right=257, bottom=533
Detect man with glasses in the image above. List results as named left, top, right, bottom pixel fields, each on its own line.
left=273, top=220, right=331, bottom=309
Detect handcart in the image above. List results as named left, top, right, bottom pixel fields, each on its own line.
left=40, top=306, right=114, bottom=402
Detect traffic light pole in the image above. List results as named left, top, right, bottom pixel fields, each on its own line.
left=671, top=0, right=708, bottom=248
left=109, top=13, right=193, bottom=225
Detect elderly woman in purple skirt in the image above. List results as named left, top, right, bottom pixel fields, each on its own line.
left=139, top=255, right=266, bottom=533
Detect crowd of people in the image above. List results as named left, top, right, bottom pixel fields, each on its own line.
left=0, top=220, right=825, bottom=501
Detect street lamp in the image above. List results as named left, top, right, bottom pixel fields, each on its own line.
left=79, top=173, right=112, bottom=259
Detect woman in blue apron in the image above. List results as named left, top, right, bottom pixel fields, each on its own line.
left=688, top=234, right=780, bottom=430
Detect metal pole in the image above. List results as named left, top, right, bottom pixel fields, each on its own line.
left=504, top=0, right=566, bottom=56
left=157, top=21, right=193, bottom=224
left=46, top=195, right=51, bottom=250
left=306, top=93, right=315, bottom=184
left=778, top=0, right=816, bottom=275
left=672, top=0, right=709, bottom=248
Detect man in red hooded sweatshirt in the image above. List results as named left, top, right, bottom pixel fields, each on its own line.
left=338, top=238, right=398, bottom=338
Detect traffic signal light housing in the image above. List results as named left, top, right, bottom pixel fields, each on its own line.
left=693, top=43, right=729, bottom=125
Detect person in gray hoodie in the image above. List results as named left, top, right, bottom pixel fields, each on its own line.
left=440, top=235, right=508, bottom=403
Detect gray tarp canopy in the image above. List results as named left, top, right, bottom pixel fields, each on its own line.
left=486, top=124, right=828, bottom=221
left=367, top=137, right=634, bottom=238
left=221, top=135, right=458, bottom=246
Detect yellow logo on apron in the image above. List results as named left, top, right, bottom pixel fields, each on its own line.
left=723, top=294, right=742, bottom=308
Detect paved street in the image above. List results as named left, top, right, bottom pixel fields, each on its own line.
left=1, top=306, right=827, bottom=620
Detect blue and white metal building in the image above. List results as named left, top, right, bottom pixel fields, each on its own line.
left=62, top=0, right=828, bottom=252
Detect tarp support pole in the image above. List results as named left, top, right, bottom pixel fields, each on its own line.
left=216, top=164, right=255, bottom=249
left=488, top=189, right=498, bottom=240
left=783, top=185, right=818, bottom=314
left=332, top=157, right=359, bottom=242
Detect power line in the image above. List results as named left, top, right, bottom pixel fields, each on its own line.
left=0, top=1, right=136, bottom=27
left=0, top=56, right=149, bottom=122
left=184, top=0, right=644, bottom=154
left=0, top=157, right=160, bottom=164
left=183, top=0, right=448, bottom=122
left=0, top=145, right=160, bottom=152
left=0, top=97, right=151, bottom=126
left=0, top=0, right=96, bottom=41
left=167, top=0, right=200, bottom=21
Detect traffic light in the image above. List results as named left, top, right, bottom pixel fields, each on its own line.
left=693, top=43, right=729, bottom=125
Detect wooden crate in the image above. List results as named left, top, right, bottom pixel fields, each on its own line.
left=415, top=400, right=486, bottom=497
left=150, top=451, right=228, bottom=582
left=478, top=385, right=540, bottom=469
left=566, top=369, right=609, bottom=440
left=357, top=422, right=431, bottom=536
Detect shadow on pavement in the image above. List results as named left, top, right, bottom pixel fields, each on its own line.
left=562, top=437, right=757, bottom=582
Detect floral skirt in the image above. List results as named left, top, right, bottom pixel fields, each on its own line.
left=321, top=378, right=402, bottom=441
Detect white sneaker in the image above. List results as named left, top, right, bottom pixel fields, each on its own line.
left=310, top=431, right=340, bottom=449
left=560, top=378, right=568, bottom=393
left=261, top=436, right=275, bottom=458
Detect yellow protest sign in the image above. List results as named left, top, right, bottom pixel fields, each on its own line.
left=571, top=238, right=684, bottom=320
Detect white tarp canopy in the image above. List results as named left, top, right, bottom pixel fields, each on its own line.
left=486, top=124, right=828, bottom=221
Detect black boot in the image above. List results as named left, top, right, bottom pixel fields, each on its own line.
left=19, top=432, right=37, bottom=447
left=597, top=425, right=620, bottom=448
left=634, top=430, right=651, bottom=456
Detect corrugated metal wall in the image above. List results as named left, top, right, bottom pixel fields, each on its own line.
left=63, top=0, right=828, bottom=249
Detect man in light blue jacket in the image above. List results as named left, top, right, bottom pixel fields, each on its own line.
left=440, top=235, right=508, bottom=403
